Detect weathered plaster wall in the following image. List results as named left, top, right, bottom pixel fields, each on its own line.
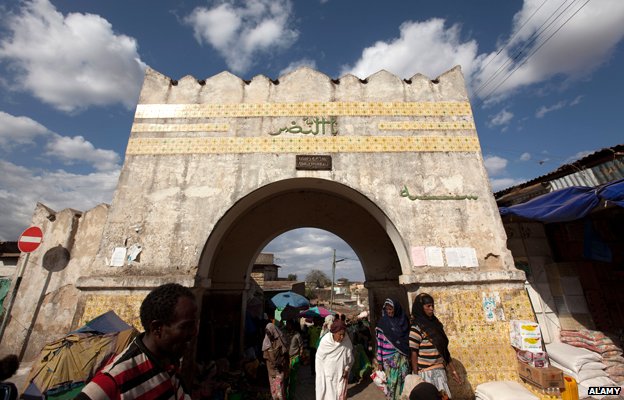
left=0, top=203, right=109, bottom=359
left=89, top=66, right=516, bottom=286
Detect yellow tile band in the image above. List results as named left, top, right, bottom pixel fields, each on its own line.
left=80, top=294, right=145, bottom=330
left=379, top=121, right=475, bottom=130
left=131, top=123, right=230, bottom=133
left=125, top=136, right=481, bottom=155
left=134, top=101, right=473, bottom=118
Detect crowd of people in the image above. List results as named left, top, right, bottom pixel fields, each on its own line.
left=248, top=292, right=463, bottom=400
left=1, top=283, right=460, bottom=400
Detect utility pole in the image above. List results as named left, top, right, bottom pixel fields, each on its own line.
left=330, top=249, right=345, bottom=311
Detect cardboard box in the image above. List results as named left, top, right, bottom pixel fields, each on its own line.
left=517, top=361, right=564, bottom=389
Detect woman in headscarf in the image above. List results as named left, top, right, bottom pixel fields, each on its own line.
left=263, top=322, right=289, bottom=400
left=409, top=293, right=462, bottom=399
left=375, top=298, right=411, bottom=399
left=315, top=319, right=353, bottom=400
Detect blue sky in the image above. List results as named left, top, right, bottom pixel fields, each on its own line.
left=1, top=0, right=623, bottom=281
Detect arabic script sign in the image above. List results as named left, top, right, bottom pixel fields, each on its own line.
left=296, top=155, right=332, bottom=171
left=271, top=117, right=337, bottom=136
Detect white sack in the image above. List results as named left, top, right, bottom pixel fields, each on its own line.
left=546, top=342, right=602, bottom=373
left=475, top=381, right=539, bottom=400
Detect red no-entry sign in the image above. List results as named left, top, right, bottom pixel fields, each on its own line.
left=18, top=226, right=43, bottom=253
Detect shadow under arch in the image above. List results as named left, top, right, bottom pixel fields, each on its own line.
left=195, top=177, right=411, bottom=361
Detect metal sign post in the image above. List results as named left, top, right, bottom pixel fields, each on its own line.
left=0, top=226, right=43, bottom=343
left=0, top=252, right=30, bottom=342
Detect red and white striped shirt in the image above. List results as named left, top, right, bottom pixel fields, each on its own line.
left=76, top=334, right=189, bottom=400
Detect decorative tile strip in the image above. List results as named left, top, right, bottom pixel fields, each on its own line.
left=379, top=121, right=475, bottom=130
left=134, top=101, right=473, bottom=118
left=125, top=136, right=481, bottom=155
left=131, top=123, right=229, bottom=133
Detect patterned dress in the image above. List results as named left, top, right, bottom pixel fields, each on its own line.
left=376, top=328, right=410, bottom=400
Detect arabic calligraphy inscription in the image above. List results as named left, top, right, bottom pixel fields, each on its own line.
left=270, top=117, right=337, bottom=136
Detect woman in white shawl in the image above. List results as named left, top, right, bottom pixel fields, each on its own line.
left=315, top=319, right=354, bottom=400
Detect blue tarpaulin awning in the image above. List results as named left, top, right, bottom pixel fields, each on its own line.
left=499, top=178, right=624, bottom=223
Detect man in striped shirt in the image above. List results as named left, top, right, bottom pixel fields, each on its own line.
left=76, top=283, right=199, bottom=400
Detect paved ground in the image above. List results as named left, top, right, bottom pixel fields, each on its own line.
left=294, top=364, right=385, bottom=400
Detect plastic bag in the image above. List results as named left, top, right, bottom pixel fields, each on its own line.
left=370, top=370, right=388, bottom=394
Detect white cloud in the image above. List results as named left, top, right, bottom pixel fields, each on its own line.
left=263, top=228, right=363, bottom=282
left=570, top=95, right=583, bottom=106
left=564, top=150, right=594, bottom=164
left=488, top=109, right=514, bottom=127
left=520, top=152, right=531, bottom=161
left=484, top=155, right=527, bottom=192
left=342, top=1, right=624, bottom=101
left=484, top=155, right=509, bottom=176
left=536, top=101, right=566, bottom=118
left=474, top=0, right=624, bottom=100
left=45, top=134, right=120, bottom=172
left=536, top=94, right=584, bottom=118
left=185, top=0, right=298, bottom=74
left=0, top=160, right=119, bottom=240
left=0, top=0, right=145, bottom=112
left=341, top=19, right=479, bottom=80
left=0, top=111, right=49, bottom=148
left=490, top=177, right=525, bottom=192
left=279, top=58, right=318, bottom=76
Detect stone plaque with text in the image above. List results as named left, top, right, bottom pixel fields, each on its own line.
left=296, top=155, right=332, bottom=170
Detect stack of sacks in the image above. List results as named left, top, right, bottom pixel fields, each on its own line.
left=561, top=329, right=624, bottom=386
left=546, top=342, right=618, bottom=399
left=475, top=381, right=539, bottom=400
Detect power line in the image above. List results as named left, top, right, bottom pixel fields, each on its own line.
left=475, top=0, right=578, bottom=97
left=475, top=0, right=585, bottom=100
left=477, top=0, right=550, bottom=83
left=478, top=0, right=591, bottom=104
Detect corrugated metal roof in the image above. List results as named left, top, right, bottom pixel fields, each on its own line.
left=495, top=144, right=624, bottom=202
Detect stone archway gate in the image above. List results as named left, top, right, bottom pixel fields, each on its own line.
left=2, top=66, right=531, bottom=399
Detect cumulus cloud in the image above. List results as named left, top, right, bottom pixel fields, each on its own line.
left=279, top=58, right=318, bottom=76
left=185, top=0, right=298, bottom=74
left=342, top=1, right=624, bottom=101
left=473, top=0, right=624, bottom=100
left=341, top=19, right=479, bottom=80
left=483, top=155, right=526, bottom=191
left=488, top=109, right=514, bottom=127
left=264, top=228, right=363, bottom=282
left=0, top=160, right=119, bottom=240
left=0, top=0, right=145, bottom=112
left=0, top=111, right=49, bottom=148
left=520, top=152, right=531, bottom=161
left=484, top=155, right=509, bottom=176
left=45, top=134, right=120, bottom=171
left=490, top=177, right=525, bottom=192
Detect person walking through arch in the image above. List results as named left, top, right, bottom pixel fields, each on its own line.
left=315, top=319, right=353, bottom=400
left=375, top=298, right=411, bottom=399
left=263, top=322, right=289, bottom=400
left=409, top=293, right=461, bottom=399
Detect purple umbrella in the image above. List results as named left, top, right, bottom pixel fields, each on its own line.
left=298, top=306, right=335, bottom=318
